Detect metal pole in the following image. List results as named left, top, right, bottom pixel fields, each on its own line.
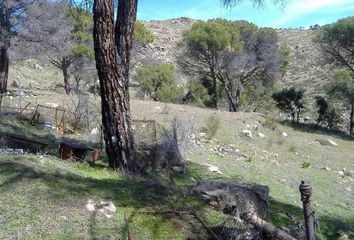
left=299, top=181, right=316, bottom=240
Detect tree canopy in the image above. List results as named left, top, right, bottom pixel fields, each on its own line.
left=315, top=17, right=354, bottom=73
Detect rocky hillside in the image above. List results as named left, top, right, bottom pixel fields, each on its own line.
left=136, top=19, right=335, bottom=106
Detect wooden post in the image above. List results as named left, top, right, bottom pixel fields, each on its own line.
left=299, top=181, right=316, bottom=240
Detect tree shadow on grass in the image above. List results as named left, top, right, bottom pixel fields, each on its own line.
left=0, top=159, right=208, bottom=239
left=278, top=120, right=354, bottom=141
left=1, top=158, right=353, bottom=239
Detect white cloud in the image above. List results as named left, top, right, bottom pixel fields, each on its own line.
left=272, top=0, right=354, bottom=27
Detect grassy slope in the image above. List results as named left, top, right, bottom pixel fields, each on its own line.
left=1, top=99, right=354, bottom=239
left=1, top=60, right=353, bottom=239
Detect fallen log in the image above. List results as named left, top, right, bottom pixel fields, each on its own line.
left=241, top=214, right=297, bottom=240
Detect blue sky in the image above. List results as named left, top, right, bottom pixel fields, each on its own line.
left=137, top=0, right=354, bottom=28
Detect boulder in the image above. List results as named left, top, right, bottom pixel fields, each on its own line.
left=191, top=180, right=269, bottom=219
left=282, top=132, right=288, bottom=137
left=258, top=133, right=266, bottom=139
left=242, top=130, right=253, bottom=138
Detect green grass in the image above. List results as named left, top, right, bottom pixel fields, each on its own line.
left=1, top=91, right=354, bottom=239
left=0, top=155, right=220, bottom=239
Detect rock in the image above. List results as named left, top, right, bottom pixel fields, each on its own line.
left=242, top=130, right=253, bottom=138
left=324, top=167, right=331, bottom=171
left=304, top=116, right=310, bottom=122
left=245, top=124, right=251, bottom=128
left=85, top=199, right=116, bottom=218
left=327, top=139, right=338, bottom=146
left=205, top=164, right=222, bottom=174
left=282, top=132, right=288, bottom=137
left=85, top=199, right=95, bottom=212
left=191, top=180, right=269, bottom=219
left=91, top=128, right=99, bottom=135
left=199, top=132, right=206, bottom=138
left=172, top=166, right=184, bottom=174
left=317, top=139, right=338, bottom=146
left=258, top=132, right=266, bottom=139
left=345, top=187, right=352, bottom=192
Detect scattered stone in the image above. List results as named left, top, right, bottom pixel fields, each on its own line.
left=172, top=166, right=184, bottom=174
left=282, top=132, right=288, bottom=137
left=97, top=201, right=116, bottom=217
left=324, top=167, right=331, bottom=171
left=85, top=199, right=117, bottom=219
left=207, top=164, right=222, bottom=174
left=316, top=139, right=338, bottom=146
left=85, top=199, right=95, bottom=212
left=242, top=130, right=253, bottom=138
left=91, top=128, right=99, bottom=135
left=345, top=187, right=352, bottom=193
left=246, top=124, right=251, bottom=128
left=199, top=132, right=206, bottom=138
left=327, top=139, right=338, bottom=146
left=258, top=132, right=266, bottom=139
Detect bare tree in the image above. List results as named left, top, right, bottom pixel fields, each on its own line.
left=219, top=28, right=283, bottom=111
left=0, top=0, right=35, bottom=93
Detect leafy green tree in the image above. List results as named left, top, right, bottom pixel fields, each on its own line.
left=135, top=63, right=182, bottom=103
left=180, top=19, right=240, bottom=109
left=315, top=96, right=341, bottom=130
left=69, top=0, right=287, bottom=171
left=327, top=70, right=354, bottom=135
left=272, top=88, right=305, bottom=123
left=315, top=17, right=354, bottom=74
left=181, top=20, right=283, bottom=112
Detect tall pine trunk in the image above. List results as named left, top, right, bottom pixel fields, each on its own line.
left=210, top=68, right=218, bottom=109
left=0, top=1, right=10, bottom=94
left=62, top=58, right=71, bottom=94
left=0, top=47, right=9, bottom=93
left=93, top=0, right=137, bottom=172
left=350, top=101, right=354, bottom=135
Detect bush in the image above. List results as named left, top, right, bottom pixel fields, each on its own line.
left=201, top=116, right=220, bottom=140
left=135, top=63, right=183, bottom=103
left=315, top=96, right=341, bottom=130
left=262, top=118, right=278, bottom=131
left=133, top=21, right=154, bottom=44
left=184, top=81, right=214, bottom=107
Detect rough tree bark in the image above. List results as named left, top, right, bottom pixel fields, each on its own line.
left=0, top=47, right=9, bottom=93
left=350, top=100, right=354, bottom=135
left=93, top=0, right=137, bottom=171
left=52, top=57, right=73, bottom=95
left=62, top=57, right=72, bottom=94
left=0, top=1, right=10, bottom=94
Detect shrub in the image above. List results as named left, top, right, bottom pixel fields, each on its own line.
left=201, top=116, right=220, bottom=140
left=288, top=144, right=297, bottom=153
left=262, top=118, right=278, bottom=131
left=315, top=96, right=342, bottom=130
left=135, top=63, right=183, bottom=103
left=302, top=162, right=311, bottom=169
left=133, top=21, right=154, bottom=43
left=184, top=80, right=214, bottom=107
